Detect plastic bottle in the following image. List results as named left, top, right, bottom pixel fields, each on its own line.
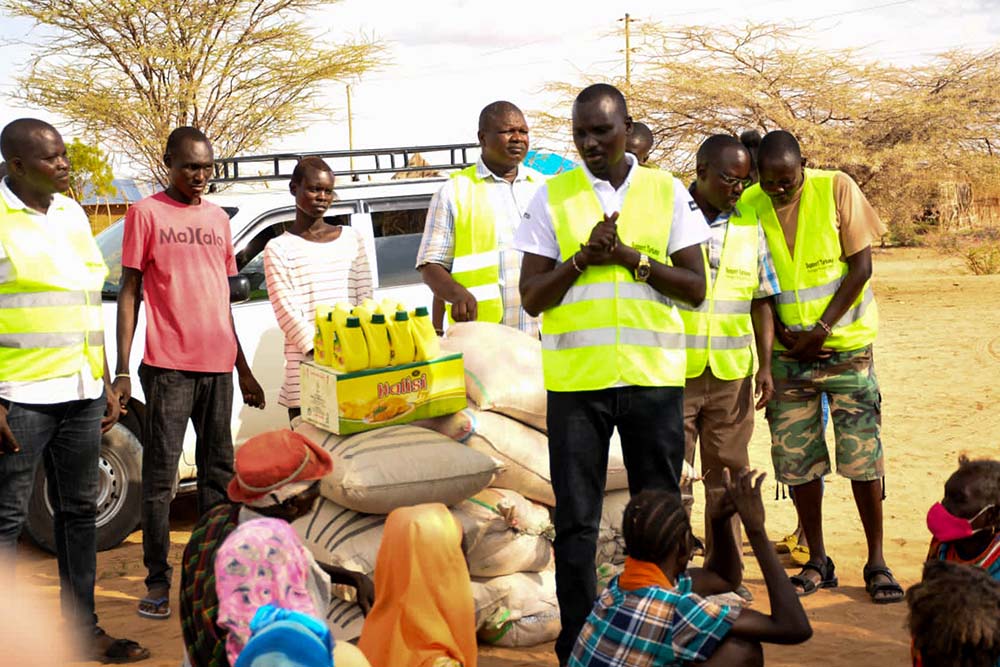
left=314, top=308, right=335, bottom=367
left=411, top=305, right=440, bottom=361
left=366, top=313, right=392, bottom=368
left=386, top=310, right=416, bottom=365
left=359, top=298, right=383, bottom=314
left=380, top=298, right=405, bottom=316
left=334, top=316, right=370, bottom=373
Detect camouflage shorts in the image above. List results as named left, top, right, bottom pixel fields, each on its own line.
left=765, top=345, right=884, bottom=486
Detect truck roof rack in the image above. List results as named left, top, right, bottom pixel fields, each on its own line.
left=213, top=143, right=480, bottom=184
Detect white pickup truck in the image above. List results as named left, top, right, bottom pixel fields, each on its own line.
left=25, top=144, right=482, bottom=552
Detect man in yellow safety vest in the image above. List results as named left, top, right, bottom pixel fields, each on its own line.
left=744, top=130, right=902, bottom=604
left=0, top=118, right=149, bottom=662
left=515, top=84, right=711, bottom=665
left=681, top=135, right=779, bottom=593
left=417, top=101, right=543, bottom=335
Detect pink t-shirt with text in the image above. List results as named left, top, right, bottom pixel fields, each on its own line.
left=121, top=192, right=238, bottom=373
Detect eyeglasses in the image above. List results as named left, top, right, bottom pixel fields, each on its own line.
left=716, top=171, right=752, bottom=188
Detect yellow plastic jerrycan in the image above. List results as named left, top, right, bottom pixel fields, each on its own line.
left=386, top=310, right=416, bottom=365
left=367, top=313, right=392, bottom=368
left=314, top=305, right=335, bottom=366
left=411, top=306, right=440, bottom=361
left=334, top=315, right=369, bottom=373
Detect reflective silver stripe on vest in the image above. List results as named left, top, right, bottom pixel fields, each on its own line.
left=451, top=250, right=500, bottom=274
left=787, top=286, right=875, bottom=332
left=684, top=333, right=755, bottom=350
left=0, top=330, right=105, bottom=349
left=542, top=327, right=686, bottom=351
left=0, top=258, right=12, bottom=283
left=466, top=283, right=501, bottom=302
left=0, top=290, right=102, bottom=308
left=776, top=276, right=842, bottom=305
left=674, top=298, right=752, bottom=315
left=560, top=282, right=672, bottom=306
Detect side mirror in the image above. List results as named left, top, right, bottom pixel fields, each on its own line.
left=229, top=275, right=251, bottom=304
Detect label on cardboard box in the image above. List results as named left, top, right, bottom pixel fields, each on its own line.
left=301, top=353, right=467, bottom=434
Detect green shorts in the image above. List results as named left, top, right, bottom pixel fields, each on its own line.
left=765, top=345, right=884, bottom=486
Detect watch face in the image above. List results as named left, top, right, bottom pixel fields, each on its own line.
left=637, top=264, right=651, bottom=279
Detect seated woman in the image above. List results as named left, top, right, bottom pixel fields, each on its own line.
left=926, top=456, right=1000, bottom=580
left=906, top=560, right=1000, bottom=667
left=358, top=504, right=477, bottom=667
left=179, top=430, right=373, bottom=667
left=234, top=604, right=371, bottom=667
left=571, top=469, right=812, bottom=667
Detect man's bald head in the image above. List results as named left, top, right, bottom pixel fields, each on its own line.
left=478, top=101, right=524, bottom=134
left=696, top=134, right=749, bottom=171
left=627, top=122, right=654, bottom=164
left=757, top=130, right=802, bottom=169
left=0, top=118, right=60, bottom=162
left=573, top=83, right=628, bottom=121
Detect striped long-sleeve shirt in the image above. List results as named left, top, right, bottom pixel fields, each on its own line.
left=263, top=228, right=373, bottom=408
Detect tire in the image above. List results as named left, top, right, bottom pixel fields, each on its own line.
left=25, top=421, right=144, bottom=553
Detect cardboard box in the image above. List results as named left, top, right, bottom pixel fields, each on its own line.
left=300, top=354, right=467, bottom=434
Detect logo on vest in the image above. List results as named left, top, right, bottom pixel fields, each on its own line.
left=158, top=226, right=226, bottom=248
left=632, top=243, right=663, bottom=261
left=805, top=258, right=836, bottom=271
left=724, top=266, right=754, bottom=279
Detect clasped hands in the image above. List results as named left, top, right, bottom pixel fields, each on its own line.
left=577, top=212, right=638, bottom=269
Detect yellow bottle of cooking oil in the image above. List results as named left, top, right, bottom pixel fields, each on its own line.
left=386, top=310, right=416, bottom=365
left=411, top=306, right=440, bottom=361
left=334, top=316, right=370, bottom=373
left=359, top=298, right=383, bottom=314
left=314, top=306, right=335, bottom=366
left=380, top=298, right=405, bottom=316
left=366, top=313, right=392, bottom=368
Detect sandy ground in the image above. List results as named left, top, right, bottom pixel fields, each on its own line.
left=11, top=247, right=1000, bottom=667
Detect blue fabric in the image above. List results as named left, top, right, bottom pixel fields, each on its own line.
left=234, top=604, right=334, bottom=667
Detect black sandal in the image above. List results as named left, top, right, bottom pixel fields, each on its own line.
left=863, top=564, right=904, bottom=605
left=91, top=628, right=151, bottom=664
left=790, top=557, right=839, bottom=597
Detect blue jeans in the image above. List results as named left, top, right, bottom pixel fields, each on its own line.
left=0, top=394, right=105, bottom=632
left=548, top=385, right=685, bottom=665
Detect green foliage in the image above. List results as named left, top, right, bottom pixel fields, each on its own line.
left=66, top=138, right=116, bottom=201
left=4, top=0, right=384, bottom=182
left=936, top=228, right=1000, bottom=275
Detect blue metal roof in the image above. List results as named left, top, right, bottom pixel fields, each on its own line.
left=78, top=178, right=160, bottom=205
left=523, top=150, right=576, bottom=175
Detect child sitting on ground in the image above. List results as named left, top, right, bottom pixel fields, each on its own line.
left=570, top=469, right=812, bottom=667
left=926, top=456, right=1000, bottom=581
left=906, top=560, right=1000, bottom=667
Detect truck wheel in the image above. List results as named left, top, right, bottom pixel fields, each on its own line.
left=25, top=422, right=144, bottom=553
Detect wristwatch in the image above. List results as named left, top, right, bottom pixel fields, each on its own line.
left=634, top=253, right=651, bottom=282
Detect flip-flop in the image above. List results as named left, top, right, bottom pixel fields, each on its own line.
left=136, top=595, right=171, bottom=620
left=92, top=628, right=151, bottom=664
left=789, top=544, right=811, bottom=567
left=863, top=564, right=904, bottom=605
left=790, top=557, right=838, bottom=597
left=775, top=533, right=799, bottom=554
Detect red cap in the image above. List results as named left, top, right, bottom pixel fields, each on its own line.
left=227, top=430, right=333, bottom=503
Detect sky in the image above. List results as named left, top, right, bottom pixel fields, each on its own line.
left=1, top=0, right=999, bottom=176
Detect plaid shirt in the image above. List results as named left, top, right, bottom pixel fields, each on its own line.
left=416, top=159, right=543, bottom=336
left=704, top=206, right=781, bottom=300
left=569, top=574, right=740, bottom=667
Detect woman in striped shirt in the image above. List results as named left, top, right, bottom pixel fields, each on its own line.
left=264, top=157, right=373, bottom=422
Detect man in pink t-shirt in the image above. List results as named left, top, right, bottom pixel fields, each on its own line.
left=113, top=127, right=265, bottom=620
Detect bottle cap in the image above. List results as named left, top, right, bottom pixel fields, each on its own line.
left=346, top=316, right=361, bottom=328
left=326, top=312, right=333, bottom=321
left=414, top=306, right=429, bottom=317
left=394, top=311, right=410, bottom=321
left=371, top=313, right=386, bottom=324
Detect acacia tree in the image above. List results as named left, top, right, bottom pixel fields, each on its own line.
left=536, top=22, right=1000, bottom=240
left=5, top=0, right=383, bottom=182
left=66, top=138, right=116, bottom=201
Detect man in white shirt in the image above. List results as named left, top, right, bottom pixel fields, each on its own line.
left=0, top=118, right=149, bottom=662
left=417, top=100, right=543, bottom=336
left=515, top=84, right=711, bottom=665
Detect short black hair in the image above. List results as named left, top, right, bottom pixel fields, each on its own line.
left=696, top=134, right=749, bottom=170
left=757, top=130, right=802, bottom=166
left=622, top=489, right=690, bottom=563
left=0, top=118, right=60, bottom=161
left=907, top=560, right=1000, bottom=667
left=574, top=83, right=628, bottom=119
left=164, top=126, right=211, bottom=158
left=291, top=156, right=334, bottom=185
left=956, top=456, right=1000, bottom=505
left=478, top=100, right=524, bottom=134
left=739, top=130, right=763, bottom=152
left=630, top=122, right=654, bottom=144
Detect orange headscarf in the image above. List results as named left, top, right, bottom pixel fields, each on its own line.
left=358, top=503, right=477, bottom=667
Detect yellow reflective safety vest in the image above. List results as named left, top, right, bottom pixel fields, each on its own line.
left=0, top=195, right=108, bottom=382
left=447, top=165, right=503, bottom=324
left=679, top=201, right=759, bottom=380
left=540, top=166, right=687, bottom=392
left=743, top=169, right=878, bottom=352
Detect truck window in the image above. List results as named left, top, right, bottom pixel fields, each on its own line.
left=370, top=198, right=431, bottom=288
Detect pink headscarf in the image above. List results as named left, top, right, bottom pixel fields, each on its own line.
left=214, top=518, right=324, bottom=665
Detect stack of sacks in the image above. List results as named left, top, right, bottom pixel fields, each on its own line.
left=289, top=421, right=502, bottom=640
left=472, top=568, right=560, bottom=648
